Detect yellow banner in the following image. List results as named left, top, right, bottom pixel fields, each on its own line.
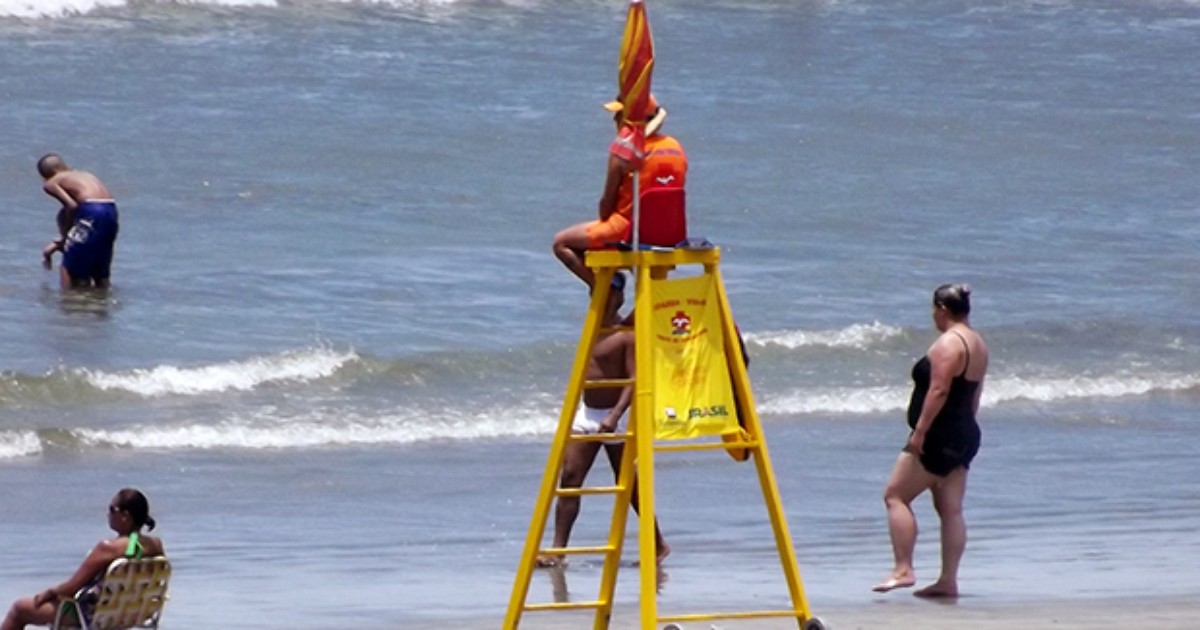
left=651, top=273, right=739, bottom=440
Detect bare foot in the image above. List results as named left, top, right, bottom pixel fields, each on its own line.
left=535, top=554, right=567, bottom=569
left=872, top=573, right=916, bottom=593
left=657, top=542, right=671, bottom=565
left=914, top=581, right=958, bottom=598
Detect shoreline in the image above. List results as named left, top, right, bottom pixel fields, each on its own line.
left=448, top=594, right=1200, bottom=629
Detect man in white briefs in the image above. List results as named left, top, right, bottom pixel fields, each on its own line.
left=536, top=271, right=669, bottom=568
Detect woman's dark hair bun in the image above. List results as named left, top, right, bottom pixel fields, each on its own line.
left=933, top=283, right=971, bottom=316
left=115, top=488, right=156, bottom=531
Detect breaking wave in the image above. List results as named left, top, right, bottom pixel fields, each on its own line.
left=80, top=347, right=359, bottom=397
left=745, top=321, right=905, bottom=350
left=758, top=370, right=1200, bottom=416
left=3, top=368, right=1198, bottom=459
left=1, top=0, right=480, bottom=19
left=0, top=401, right=555, bottom=458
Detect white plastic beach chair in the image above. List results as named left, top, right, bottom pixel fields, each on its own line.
left=52, top=556, right=171, bottom=629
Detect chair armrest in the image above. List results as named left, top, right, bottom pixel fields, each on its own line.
left=51, top=595, right=83, bottom=630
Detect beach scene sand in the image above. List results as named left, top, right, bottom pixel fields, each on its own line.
left=2, top=0, right=1199, bottom=628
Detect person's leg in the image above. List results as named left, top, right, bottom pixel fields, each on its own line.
left=2, top=596, right=57, bottom=630
left=536, top=440, right=602, bottom=567
left=915, top=466, right=969, bottom=598
left=552, top=222, right=596, bottom=289
left=553, top=214, right=630, bottom=290
left=59, top=232, right=93, bottom=290
left=604, top=444, right=670, bottom=564
left=91, top=229, right=116, bottom=290
left=59, top=265, right=75, bottom=290
left=874, top=451, right=936, bottom=592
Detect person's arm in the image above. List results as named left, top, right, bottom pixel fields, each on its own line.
left=596, top=155, right=629, bottom=221
left=600, top=334, right=637, bottom=433
left=908, top=335, right=960, bottom=454
left=43, top=177, right=78, bottom=212
left=42, top=240, right=64, bottom=269
left=970, top=347, right=987, bottom=414
left=41, top=178, right=76, bottom=268
left=42, top=207, right=70, bottom=269
left=32, top=541, right=118, bottom=607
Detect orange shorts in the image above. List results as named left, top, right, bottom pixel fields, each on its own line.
left=584, top=213, right=631, bottom=249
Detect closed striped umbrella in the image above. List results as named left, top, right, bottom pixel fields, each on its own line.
left=607, top=0, right=655, bottom=169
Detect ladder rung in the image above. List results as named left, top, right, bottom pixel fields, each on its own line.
left=598, top=325, right=634, bottom=334
left=556, top=485, right=625, bottom=497
left=654, top=440, right=759, bottom=453
left=524, top=600, right=605, bottom=612
left=582, top=378, right=634, bottom=389
left=569, top=432, right=630, bottom=443
left=659, top=609, right=804, bottom=622
left=539, top=545, right=615, bottom=557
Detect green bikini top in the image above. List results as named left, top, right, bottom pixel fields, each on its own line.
left=124, top=532, right=145, bottom=559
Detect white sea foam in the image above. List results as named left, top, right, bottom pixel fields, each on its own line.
left=0, top=0, right=464, bottom=19
left=746, top=321, right=904, bottom=350
left=0, top=431, right=43, bottom=458
left=759, top=385, right=907, bottom=416
left=1, top=0, right=126, bottom=18
left=70, top=405, right=551, bottom=452
left=985, top=372, right=1200, bottom=406
left=6, top=370, right=1197, bottom=458
left=758, top=371, right=1200, bottom=417
left=80, top=347, right=358, bottom=397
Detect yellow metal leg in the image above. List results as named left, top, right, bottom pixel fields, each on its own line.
left=715, top=266, right=814, bottom=626
left=504, top=270, right=615, bottom=629
left=593, top=404, right=637, bottom=629
left=633, top=261, right=660, bottom=629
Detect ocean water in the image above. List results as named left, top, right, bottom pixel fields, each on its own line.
left=1, top=0, right=1199, bottom=627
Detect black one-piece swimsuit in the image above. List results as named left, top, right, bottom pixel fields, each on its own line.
left=905, top=332, right=981, bottom=476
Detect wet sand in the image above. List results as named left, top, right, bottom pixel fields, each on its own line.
left=457, top=595, right=1200, bottom=629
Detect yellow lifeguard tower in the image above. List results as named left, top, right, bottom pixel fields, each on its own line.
left=504, top=246, right=826, bottom=630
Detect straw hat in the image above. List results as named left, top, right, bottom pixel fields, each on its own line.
left=603, top=94, right=667, bottom=136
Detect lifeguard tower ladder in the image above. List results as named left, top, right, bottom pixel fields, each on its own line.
left=505, top=247, right=825, bottom=630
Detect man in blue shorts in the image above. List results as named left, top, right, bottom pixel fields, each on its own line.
left=38, top=153, right=120, bottom=289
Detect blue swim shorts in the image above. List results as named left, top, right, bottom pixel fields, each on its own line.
left=62, top=200, right=120, bottom=282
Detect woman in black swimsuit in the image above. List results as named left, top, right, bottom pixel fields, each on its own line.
left=874, top=284, right=988, bottom=599
left=2, top=488, right=165, bottom=630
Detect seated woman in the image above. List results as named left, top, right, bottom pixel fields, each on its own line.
left=2, top=488, right=165, bottom=630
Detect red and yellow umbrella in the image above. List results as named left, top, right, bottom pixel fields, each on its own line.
left=607, top=0, right=655, bottom=168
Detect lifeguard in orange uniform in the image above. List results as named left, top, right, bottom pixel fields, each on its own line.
left=552, top=94, right=687, bottom=289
